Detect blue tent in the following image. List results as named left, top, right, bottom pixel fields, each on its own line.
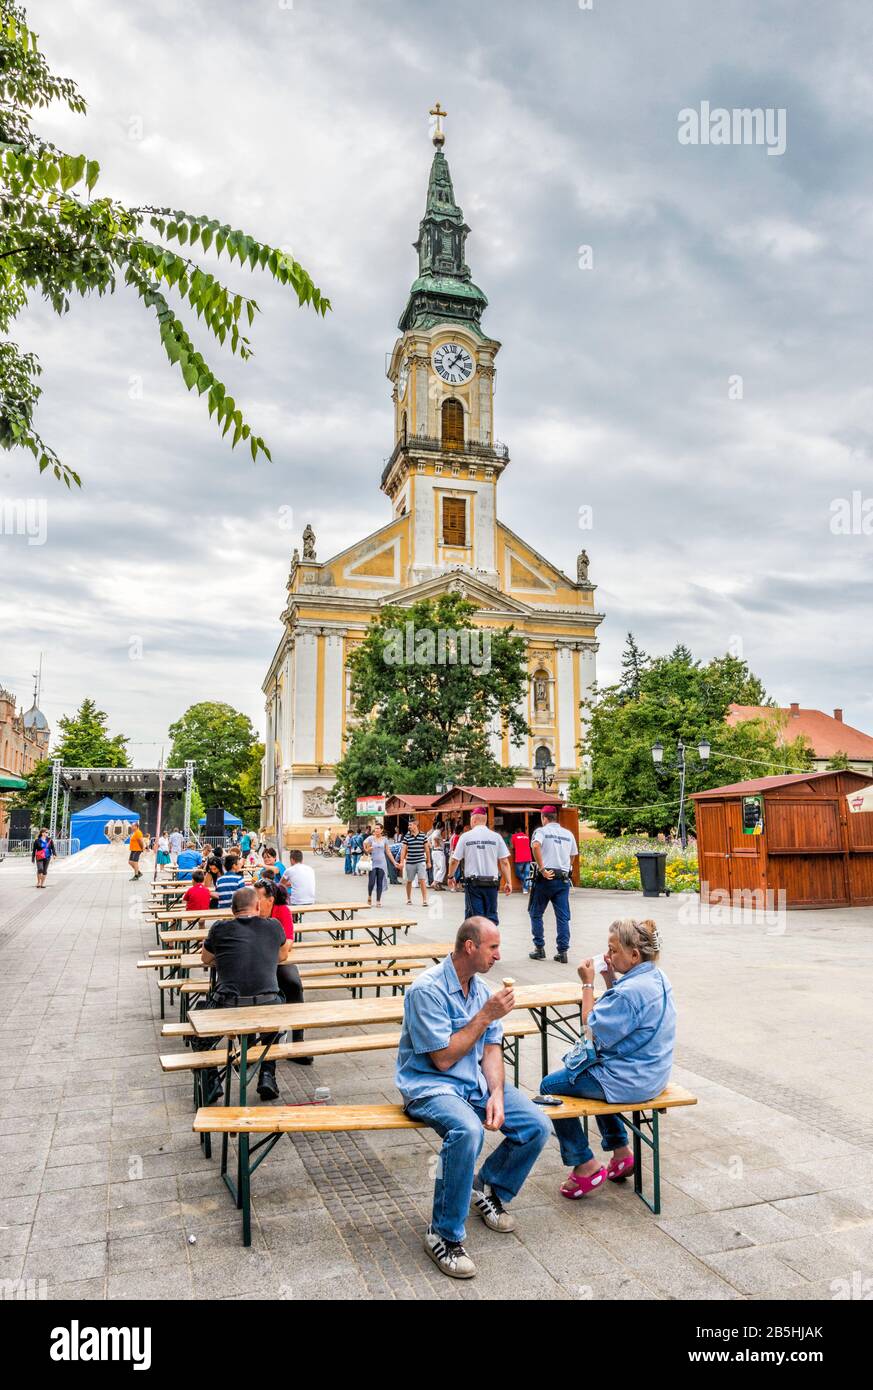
left=197, top=810, right=243, bottom=826
left=70, top=796, right=140, bottom=851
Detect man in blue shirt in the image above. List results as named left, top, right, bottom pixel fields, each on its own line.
left=215, top=854, right=245, bottom=909
left=396, top=918, right=552, bottom=1280
left=176, top=842, right=203, bottom=881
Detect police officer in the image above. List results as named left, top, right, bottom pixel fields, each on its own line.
left=448, top=807, right=513, bottom=926
left=528, top=807, right=578, bottom=963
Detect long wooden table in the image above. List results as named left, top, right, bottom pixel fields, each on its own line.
left=190, top=980, right=586, bottom=1078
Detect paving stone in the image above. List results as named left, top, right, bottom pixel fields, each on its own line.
left=657, top=1210, right=756, bottom=1257
left=23, top=1240, right=107, bottom=1285
left=107, top=1265, right=195, bottom=1300
left=703, top=1246, right=809, bottom=1296
left=108, top=1199, right=183, bottom=1238
left=108, top=1231, right=190, bottom=1274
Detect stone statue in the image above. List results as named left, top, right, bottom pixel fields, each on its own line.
left=291, top=547, right=300, bottom=567
left=534, top=676, right=549, bottom=711
left=302, top=525, right=316, bottom=560
left=576, top=549, right=590, bottom=583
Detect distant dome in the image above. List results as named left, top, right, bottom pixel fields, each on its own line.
left=22, top=703, right=49, bottom=732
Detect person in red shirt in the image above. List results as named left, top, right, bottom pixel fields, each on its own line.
left=256, top=881, right=311, bottom=1064
left=183, top=870, right=213, bottom=913
left=511, top=828, right=533, bottom=892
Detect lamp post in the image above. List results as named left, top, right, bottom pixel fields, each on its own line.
left=536, top=755, right=556, bottom=792
left=651, top=737, right=711, bottom=849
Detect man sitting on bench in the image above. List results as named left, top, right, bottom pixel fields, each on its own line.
left=396, top=917, right=552, bottom=1280
left=200, top=885, right=288, bottom=1101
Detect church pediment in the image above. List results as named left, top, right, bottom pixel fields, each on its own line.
left=378, top=568, right=532, bottom=616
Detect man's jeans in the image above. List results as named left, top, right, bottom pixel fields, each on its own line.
left=529, top=877, right=571, bottom=951
left=539, top=1066, right=628, bottom=1166
left=464, top=882, right=499, bottom=925
left=404, top=1085, right=552, bottom=1243
left=515, top=860, right=532, bottom=892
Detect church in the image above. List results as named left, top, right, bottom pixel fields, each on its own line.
left=261, top=108, right=604, bottom=845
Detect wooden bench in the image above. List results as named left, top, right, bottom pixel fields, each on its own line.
left=157, top=969, right=421, bottom=1021
left=194, top=1082, right=698, bottom=1244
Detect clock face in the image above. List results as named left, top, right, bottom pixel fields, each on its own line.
left=397, top=361, right=409, bottom=398
left=432, top=342, right=474, bottom=386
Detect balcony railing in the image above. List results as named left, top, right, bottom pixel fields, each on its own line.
left=382, top=433, right=510, bottom=485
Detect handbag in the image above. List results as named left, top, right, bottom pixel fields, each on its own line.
left=563, top=974, right=669, bottom=1078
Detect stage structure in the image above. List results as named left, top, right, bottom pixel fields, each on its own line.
left=48, top=761, right=194, bottom=841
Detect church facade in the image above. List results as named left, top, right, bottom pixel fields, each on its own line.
left=261, top=113, right=604, bottom=845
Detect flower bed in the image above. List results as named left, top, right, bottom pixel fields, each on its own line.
left=577, top=837, right=699, bottom=893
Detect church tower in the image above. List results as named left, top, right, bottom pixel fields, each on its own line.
left=383, top=103, right=506, bottom=588
left=261, top=106, right=604, bottom=846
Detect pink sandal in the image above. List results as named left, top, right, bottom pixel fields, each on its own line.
left=606, top=1154, right=635, bottom=1182
left=560, top=1167, right=607, bottom=1199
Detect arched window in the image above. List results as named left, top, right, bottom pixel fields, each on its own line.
left=533, top=669, right=551, bottom=713
left=441, top=398, right=464, bottom=451
left=535, top=744, right=553, bottom=770
left=401, top=410, right=407, bottom=444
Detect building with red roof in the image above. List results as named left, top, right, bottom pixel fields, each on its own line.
left=726, top=703, right=873, bottom=776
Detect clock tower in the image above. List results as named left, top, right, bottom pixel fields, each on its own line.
left=383, top=104, right=507, bottom=587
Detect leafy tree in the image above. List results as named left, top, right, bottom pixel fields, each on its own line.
left=569, top=647, right=814, bottom=836
left=237, top=742, right=264, bottom=825
left=168, top=702, right=257, bottom=812
left=0, top=1, right=329, bottom=485
left=13, top=696, right=129, bottom=814
left=330, top=595, right=529, bottom=820
left=826, top=751, right=851, bottom=770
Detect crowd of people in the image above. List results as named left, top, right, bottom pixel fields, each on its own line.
left=132, top=811, right=676, bottom=1282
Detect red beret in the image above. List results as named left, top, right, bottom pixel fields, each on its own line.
left=471, top=806, right=488, bottom=816
left=541, top=805, right=558, bottom=814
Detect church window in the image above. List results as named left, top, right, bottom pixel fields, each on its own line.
left=401, top=410, right=407, bottom=444
left=441, top=397, right=464, bottom=451
left=533, top=670, right=551, bottom=713
left=535, top=744, right=553, bottom=769
left=442, top=496, right=467, bottom=547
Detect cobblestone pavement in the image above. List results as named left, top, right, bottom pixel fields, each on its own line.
left=1, top=845, right=872, bottom=1301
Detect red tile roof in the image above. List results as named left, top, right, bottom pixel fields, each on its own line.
left=727, top=704, right=873, bottom=760
left=692, top=771, right=854, bottom=799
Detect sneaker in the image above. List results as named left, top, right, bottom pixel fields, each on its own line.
left=423, top=1226, right=476, bottom=1279
left=529, top=947, right=546, bottom=961
left=471, top=1183, right=516, bottom=1233
left=554, top=951, right=568, bottom=964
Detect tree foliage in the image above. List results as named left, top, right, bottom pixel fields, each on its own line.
left=569, top=641, right=814, bottom=836
left=0, top=1, right=329, bottom=485
left=13, top=696, right=129, bottom=814
left=330, top=595, right=530, bottom=821
left=168, top=701, right=258, bottom=813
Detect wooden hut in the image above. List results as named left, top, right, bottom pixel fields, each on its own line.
left=429, top=785, right=581, bottom=888
left=382, top=794, right=438, bottom=838
left=691, top=770, right=873, bottom=909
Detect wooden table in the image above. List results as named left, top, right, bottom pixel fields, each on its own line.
left=190, top=979, right=586, bottom=1080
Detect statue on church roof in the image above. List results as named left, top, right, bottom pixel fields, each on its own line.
left=302, top=525, right=316, bottom=560
left=576, top=549, right=590, bottom=584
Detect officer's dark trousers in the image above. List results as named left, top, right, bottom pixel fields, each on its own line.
left=529, top=878, right=571, bottom=952
left=464, top=882, right=499, bottom=925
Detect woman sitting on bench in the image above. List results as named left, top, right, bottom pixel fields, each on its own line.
left=540, top=919, right=676, bottom=1200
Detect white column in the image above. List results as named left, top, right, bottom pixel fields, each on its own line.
left=293, top=632, right=318, bottom=764
left=489, top=709, right=503, bottom=763
left=322, top=634, right=344, bottom=764
left=557, top=645, right=576, bottom=768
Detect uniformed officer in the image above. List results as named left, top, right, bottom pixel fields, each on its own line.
left=448, top=808, right=513, bottom=926
left=528, top=807, right=578, bottom=963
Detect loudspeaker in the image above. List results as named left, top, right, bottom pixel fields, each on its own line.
left=9, top=807, right=31, bottom=841
left=204, top=807, right=224, bottom=843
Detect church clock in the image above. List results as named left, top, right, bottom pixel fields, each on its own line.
left=432, top=342, right=474, bottom=386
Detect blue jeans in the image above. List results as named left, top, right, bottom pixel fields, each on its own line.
left=515, top=860, right=532, bottom=892
left=368, top=866, right=386, bottom=901
left=529, top=877, right=571, bottom=951
left=405, top=1085, right=552, bottom=1243
left=539, top=1067, right=628, bottom=1166
left=464, top=882, right=499, bottom=924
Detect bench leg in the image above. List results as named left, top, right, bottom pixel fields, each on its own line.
left=239, top=1134, right=252, bottom=1247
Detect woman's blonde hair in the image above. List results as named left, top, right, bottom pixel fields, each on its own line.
left=609, top=918, right=661, bottom=962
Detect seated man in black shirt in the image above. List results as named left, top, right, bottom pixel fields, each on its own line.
left=201, top=884, right=289, bottom=1100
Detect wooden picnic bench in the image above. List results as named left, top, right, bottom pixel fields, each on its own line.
left=158, top=914, right=414, bottom=949
left=194, top=1082, right=698, bottom=1245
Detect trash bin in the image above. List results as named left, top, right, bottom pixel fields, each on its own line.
left=636, top=851, right=668, bottom=897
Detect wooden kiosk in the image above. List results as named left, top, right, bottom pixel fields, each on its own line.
left=692, top=770, right=873, bottom=909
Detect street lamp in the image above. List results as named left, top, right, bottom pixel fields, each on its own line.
left=651, top=737, right=711, bottom=849
left=536, top=755, right=556, bottom=791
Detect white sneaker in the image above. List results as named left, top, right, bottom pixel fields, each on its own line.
left=470, top=1183, right=516, bottom=1233
left=423, top=1226, right=476, bottom=1278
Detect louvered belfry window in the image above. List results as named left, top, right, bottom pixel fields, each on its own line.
left=442, top=497, right=467, bottom=547
left=441, top=398, right=464, bottom=451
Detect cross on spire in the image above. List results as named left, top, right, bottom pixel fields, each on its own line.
left=429, top=101, right=447, bottom=147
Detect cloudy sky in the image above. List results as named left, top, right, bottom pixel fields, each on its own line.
left=3, top=0, right=872, bottom=763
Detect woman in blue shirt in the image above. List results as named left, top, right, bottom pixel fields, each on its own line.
left=540, top=919, right=676, bottom=1199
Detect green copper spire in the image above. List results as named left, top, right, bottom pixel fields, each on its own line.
left=398, top=108, right=488, bottom=335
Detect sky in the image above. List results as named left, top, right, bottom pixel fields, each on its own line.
left=2, top=0, right=873, bottom=765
